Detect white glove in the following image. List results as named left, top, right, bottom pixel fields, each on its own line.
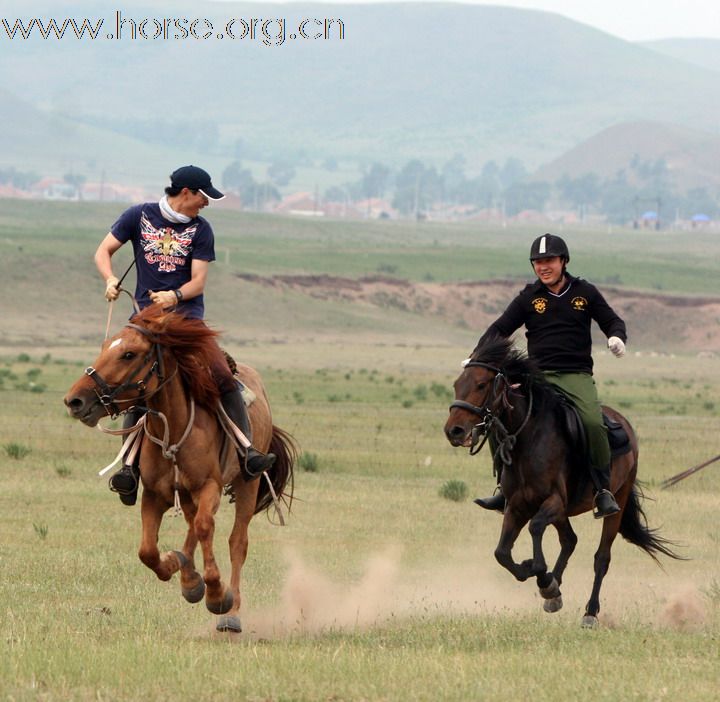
left=607, top=336, right=626, bottom=358
left=104, top=276, right=120, bottom=301
left=150, top=290, right=178, bottom=309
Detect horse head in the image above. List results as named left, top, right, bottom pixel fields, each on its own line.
left=444, top=336, right=532, bottom=450
left=63, top=314, right=165, bottom=426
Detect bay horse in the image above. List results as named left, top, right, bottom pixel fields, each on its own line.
left=444, top=336, right=680, bottom=627
left=64, top=306, right=296, bottom=633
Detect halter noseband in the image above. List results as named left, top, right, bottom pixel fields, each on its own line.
left=84, top=323, right=166, bottom=418
left=449, top=361, right=504, bottom=418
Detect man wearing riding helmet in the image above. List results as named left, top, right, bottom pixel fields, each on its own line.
left=95, top=165, right=275, bottom=505
left=472, top=233, right=626, bottom=519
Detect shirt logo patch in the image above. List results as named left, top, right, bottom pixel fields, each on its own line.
left=532, top=297, right=548, bottom=314
left=571, top=296, right=588, bottom=311
left=139, top=212, right=198, bottom=273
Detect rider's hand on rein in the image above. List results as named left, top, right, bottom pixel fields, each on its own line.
left=104, top=276, right=120, bottom=301
left=149, top=290, right=179, bottom=310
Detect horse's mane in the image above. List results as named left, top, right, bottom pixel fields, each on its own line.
left=471, top=335, right=557, bottom=413
left=471, top=335, right=539, bottom=381
left=131, top=306, right=224, bottom=408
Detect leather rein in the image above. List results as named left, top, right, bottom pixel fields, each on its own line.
left=84, top=322, right=169, bottom=418
left=449, top=361, right=533, bottom=464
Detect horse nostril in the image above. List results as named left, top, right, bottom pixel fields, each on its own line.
left=446, top=425, right=465, bottom=439
left=64, top=396, right=84, bottom=413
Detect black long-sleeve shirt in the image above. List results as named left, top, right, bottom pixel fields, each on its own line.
left=478, top=274, right=627, bottom=374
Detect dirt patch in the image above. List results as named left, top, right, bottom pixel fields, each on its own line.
left=236, top=273, right=720, bottom=353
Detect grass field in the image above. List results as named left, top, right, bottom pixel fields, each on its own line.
left=0, top=343, right=718, bottom=701
left=0, top=201, right=718, bottom=700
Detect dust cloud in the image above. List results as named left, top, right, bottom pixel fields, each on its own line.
left=659, top=585, right=708, bottom=631
left=241, top=546, right=533, bottom=639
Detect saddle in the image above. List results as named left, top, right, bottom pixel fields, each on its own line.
left=556, top=392, right=631, bottom=462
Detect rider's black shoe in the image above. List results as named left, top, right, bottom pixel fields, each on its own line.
left=246, top=448, right=276, bottom=478
left=593, top=489, right=620, bottom=519
left=473, top=491, right=506, bottom=513
left=109, top=464, right=139, bottom=506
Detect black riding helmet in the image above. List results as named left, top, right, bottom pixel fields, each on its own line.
left=529, top=233, right=570, bottom=263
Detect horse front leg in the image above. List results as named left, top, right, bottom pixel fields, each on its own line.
left=174, top=493, right=205, bottom=604
left=194, top=480, right=234, bottom=615
left=138, top=489, right=183, bottom=581
left=494, top=510, right=532, bottom=581
left=216, top=479, right=257, bottom=633
left=527, top=495, right=569, bottom=613
left=550, top=517, right=578, bottom=587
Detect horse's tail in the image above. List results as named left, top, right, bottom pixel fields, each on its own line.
left=619, top=482, right=684, bottom=563
left=254, top=425, right=297, bottom=516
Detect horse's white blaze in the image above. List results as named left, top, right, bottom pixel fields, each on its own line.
left=109, top=338, right=123, bottom=350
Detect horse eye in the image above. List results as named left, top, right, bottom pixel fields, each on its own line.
left=477, top=382, right=487, bottom=391
left=122, top=351, right=136, bottom=360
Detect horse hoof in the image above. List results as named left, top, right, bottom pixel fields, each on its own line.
left=173, top=550, right=188, bottom=568
left=182, top=578, right=206, bottom=604
left=581, top=615, right=599, bottom=629
left=539, top=577, right=561, bottom=600
left=216, top=615, right=242, bottom=633
left=543, top=596, right=563, bottom=613
left=206, top=589, right=235, bottom=615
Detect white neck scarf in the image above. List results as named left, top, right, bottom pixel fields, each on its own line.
left=159, top=195, right=191, bottom=224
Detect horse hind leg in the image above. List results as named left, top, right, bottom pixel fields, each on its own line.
left=582, top=484, right=628, bottom=627
left=194, top=481, right=234, bottom=615
left=216, top=478, right=257, bottom=633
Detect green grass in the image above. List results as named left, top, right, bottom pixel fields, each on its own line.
left=0, top=346, right=718, bottom=700
left=0, top=200, right=719, bottom=699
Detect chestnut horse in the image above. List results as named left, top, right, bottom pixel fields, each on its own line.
left=64, top=306, right=295, bottom=633
left=444, top=336, right=680, bottom=627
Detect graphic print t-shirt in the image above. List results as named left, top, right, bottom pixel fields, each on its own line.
left=110, top=203, right=215, bottom=319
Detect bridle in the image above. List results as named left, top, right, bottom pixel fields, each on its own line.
left=84, top=323, right=167, bottom=418
left=449, top=360, right=533, bottom=462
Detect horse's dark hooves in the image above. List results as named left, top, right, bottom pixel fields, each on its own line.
left=206, top=589, right=235, bottom=615
left=543, top=596, right=563, bottom=613
left=216, top=615, right=242, bottom=633
left=581, top=615, right=599, bottom=629
left=173, top=550, right=188, bottom=568
left=182, top=578, right=206, bottom=604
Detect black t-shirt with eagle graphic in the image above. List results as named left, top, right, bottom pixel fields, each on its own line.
left=478, top=274, right=627, bottom=374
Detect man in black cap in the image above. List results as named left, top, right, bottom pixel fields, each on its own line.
left=472, top=233, right=627, bottom=519
left=95, top=165, right=275, bottom=505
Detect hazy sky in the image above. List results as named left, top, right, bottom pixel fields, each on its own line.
left=230, top=0, right=720, bottom=42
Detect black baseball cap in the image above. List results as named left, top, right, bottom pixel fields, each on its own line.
left=170, top=165, right=225, bottom=201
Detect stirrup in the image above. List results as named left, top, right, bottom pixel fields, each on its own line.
left=593, top=489, right=620, bottom=519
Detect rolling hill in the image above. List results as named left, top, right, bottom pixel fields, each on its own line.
left=532, top=121, right=720, bottom=191
left=642, top=38, right=720, bottom=73
left=1, top=1, right=719, bottom=187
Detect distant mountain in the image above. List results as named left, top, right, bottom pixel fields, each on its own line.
left=0, top=87, right=202, bottom=185
left=1, top=1, right=719, bottom=184
left=641, top=38, right=720, bottom=73
left=532, top=121, right=720, bottom=191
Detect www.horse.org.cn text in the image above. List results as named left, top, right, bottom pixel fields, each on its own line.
left=0, top=11, right=346, bottom=46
